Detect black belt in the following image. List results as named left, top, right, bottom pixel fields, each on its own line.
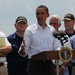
left=0, top=62, right=4, bottom=66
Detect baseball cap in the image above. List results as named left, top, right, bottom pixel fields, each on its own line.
left=16, top=16, right=27, bottom=23
left=62, top=13, right=75, bottom=21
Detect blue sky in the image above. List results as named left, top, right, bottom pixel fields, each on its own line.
left=0, top=0, right=75, bottom=36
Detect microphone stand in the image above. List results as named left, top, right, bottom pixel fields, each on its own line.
left=56, top=37, right=65, bottom=75
left=56, top=59, right=59, bottom=75
left=52, top=31, right=68, bottom=75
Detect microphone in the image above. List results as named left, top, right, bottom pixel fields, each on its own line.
left=52, top=31, right=61, bottom=40
left=53, top=30, right=68, bottom=46
left=59, top=30, right=66, bottom=37
left=59, top=30, right=68, bottom=43
left=59, top=30, right=68, bottom=42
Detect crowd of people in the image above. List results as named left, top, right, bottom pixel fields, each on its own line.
left=0, top=5, right=75, bottom=75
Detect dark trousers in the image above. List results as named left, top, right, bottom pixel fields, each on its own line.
left=7, top=63, right=28, bottom=75
left=67, top=61, right=75, bottom=75
left=8, top=68, right=27, bottom=75
left=27, top=60, right=56, bottom=75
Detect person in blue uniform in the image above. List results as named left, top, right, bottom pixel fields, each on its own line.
left=6, top=16, right=28, bottom=75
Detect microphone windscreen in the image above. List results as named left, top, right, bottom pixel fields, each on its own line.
left=52, top=31, right=60, bottom=38
left=59, top=30, right=66, bottom=37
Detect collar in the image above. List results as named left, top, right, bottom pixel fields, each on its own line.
left=35, top=22, right=50, bottom=29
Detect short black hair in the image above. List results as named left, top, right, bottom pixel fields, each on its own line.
left=36, top=5, right=49, bottom=13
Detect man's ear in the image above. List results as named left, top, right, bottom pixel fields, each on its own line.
left=59, top=24, right=61, bottom=28
left=14, top=24, right=16, bottom=28
left=47, top=13, right=50, bottom=18
left=74, top=20, right=75, bottom=24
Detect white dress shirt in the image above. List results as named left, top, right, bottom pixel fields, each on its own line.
left=0, top=31, right=11, bottom=62
left=24, top=22, right=61, bottom=59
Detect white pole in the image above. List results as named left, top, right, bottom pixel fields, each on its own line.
left=56, top=60, right=59, bottom=75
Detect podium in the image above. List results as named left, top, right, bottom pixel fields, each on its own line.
left=31, top=50, right=75, bottom=75
left=31, top=51, right=59, bottom=60
left=31, top=50, right=75, bottom=60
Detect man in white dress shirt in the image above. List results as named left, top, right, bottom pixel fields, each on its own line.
left=19, top=5, right=62, bottom=75
left=0, top=31, right=12, bottom=75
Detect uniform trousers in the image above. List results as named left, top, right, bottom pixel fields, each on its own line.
left=27, top=60, right=56, bottom=75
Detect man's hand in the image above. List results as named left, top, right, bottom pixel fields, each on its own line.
left=20, top=40, right=26, bottom=55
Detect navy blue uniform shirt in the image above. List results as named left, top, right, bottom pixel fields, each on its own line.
left=6, top=32, right=28, bottom=75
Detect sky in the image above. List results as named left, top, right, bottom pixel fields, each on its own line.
left=0, top=0, right=75, bottom=36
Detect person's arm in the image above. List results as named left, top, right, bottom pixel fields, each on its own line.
left=0, top=46, right=12, bottom=54
left=0, top=53, right=8, bottom=57
left=0, top=45, right=12, bottom=57
left=58, top=62, right=68, bottom=75
left=0, top=37, right=12, bottom=57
